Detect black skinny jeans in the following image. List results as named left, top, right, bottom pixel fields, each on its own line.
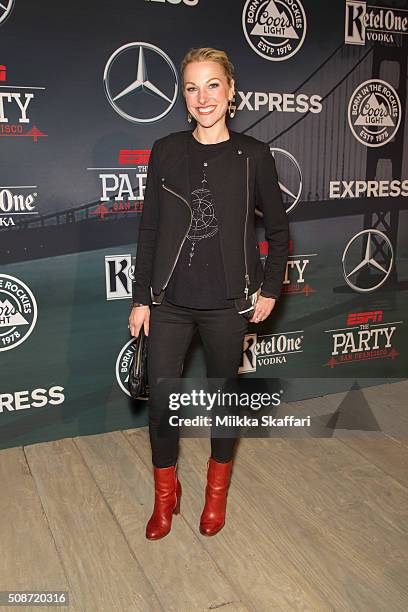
left=146, top=296, right=248, bottom=468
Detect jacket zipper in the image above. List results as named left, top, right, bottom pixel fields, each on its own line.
left=160, top=181, right=192, bottom=290
left=159, top=160, right=250, bottom=299
left=244, top=156, right=250, bottom=299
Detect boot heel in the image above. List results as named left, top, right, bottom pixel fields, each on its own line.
left=199, top=457, right=233, bottom=536
left=146, top=464, right=181, bottom=540
left=173, top=480, right=182, bottom=514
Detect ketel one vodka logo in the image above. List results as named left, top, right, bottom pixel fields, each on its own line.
left=0, top=186, right=39, bottom=228
left=242, top=0, right=307, bottom=61
left=348, top=79, right=401, bottom=147
left=90, top=149, right=151, bottom=218
left=239, top=330, right=303, bottom=373
left=345, top=1, right=408, bottom=46
left=0, top=274, right=38, bottom=352
left=325, top=310, right=400, bottom=368
left=0, top=65, right=47, bottom=142
left=105, top=254, right=133, bottom=301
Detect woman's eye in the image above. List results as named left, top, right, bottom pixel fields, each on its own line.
left=186, top=83, right=218, bottom=92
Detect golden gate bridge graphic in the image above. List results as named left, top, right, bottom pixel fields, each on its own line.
left=246, top=41, right=407, bottom=290
left=1, top=41, right=407, bottom=289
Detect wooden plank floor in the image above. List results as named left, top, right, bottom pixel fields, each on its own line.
left=0, top=381, right=407, bottom=611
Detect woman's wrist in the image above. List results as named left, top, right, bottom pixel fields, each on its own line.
left=259, top=291, right=278, bottom=300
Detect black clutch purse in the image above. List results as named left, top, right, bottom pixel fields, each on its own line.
left=234, top=288, right=261, bottom=320
left=128, top=326, right=149, bottom=400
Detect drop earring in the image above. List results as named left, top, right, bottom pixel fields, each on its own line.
left=228, top=99, right=236, bottom=119
left=187, top=112, right=192, bottom=123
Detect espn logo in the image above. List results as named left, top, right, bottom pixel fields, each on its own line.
left=347, top=310, right=383, bottom=325
left=119, top=150, right=151, bottom=165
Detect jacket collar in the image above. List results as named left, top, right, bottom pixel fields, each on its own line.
left=163, top=129, right=248, bottom=206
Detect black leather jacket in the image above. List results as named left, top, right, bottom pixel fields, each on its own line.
left=132, top=129, right=289, bottom=306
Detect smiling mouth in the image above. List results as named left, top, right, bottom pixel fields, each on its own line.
left=197, top=105, right=216, bottom=115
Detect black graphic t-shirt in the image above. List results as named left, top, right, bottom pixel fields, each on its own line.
left=165, top=132, right=235, bottom=309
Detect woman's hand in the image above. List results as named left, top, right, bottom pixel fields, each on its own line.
left=249, top=295, right=276, bottom=323
left=128, top=305, right=150, bottom=337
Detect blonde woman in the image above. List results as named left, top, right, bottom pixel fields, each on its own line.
left=129, top=47, right=289, bottom=540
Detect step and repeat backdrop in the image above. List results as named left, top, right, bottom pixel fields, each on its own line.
left=0, top=0, right=407, bottom=449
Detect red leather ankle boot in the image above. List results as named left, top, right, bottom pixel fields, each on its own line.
left=146, top=463, right=181, bottom=540
left=199, top=457, right=233, bottom=536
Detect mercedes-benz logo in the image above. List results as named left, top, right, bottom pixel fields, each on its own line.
left=103, top=42, right=178, bottom=124
left=342, top=229, right=394, bottom=293
left=0, top=0, right=14, bottom=26
left=255, top=147, right=302, bottom=217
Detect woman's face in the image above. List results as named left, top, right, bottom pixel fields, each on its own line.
left=183, top=60, right=234, bottom=128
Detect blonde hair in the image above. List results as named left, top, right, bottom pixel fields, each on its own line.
left=180, top=47, right=235, bottom=90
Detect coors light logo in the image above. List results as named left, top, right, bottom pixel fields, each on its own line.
left=348, top=79, right=401, bottom=147
left=242, top=0, right=307, bottom=61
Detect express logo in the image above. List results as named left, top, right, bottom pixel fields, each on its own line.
left=103, top=42, right=178, bottom=124
left=239, top=330, right=303, bottom=373
left=329, top=179, right=408, bottom=199
left=242, top=0, right=307, bottom=62
left=0, top=274, right=38, bottom=352
left=342, top=229, right=394, bottom=293
left=325, top=310, right=400, bottom=368
left=348, top=79, right=401, bottom=147
left=0, top=387, right=65, bottom=413
left=236, top=90, right=322, bottom=113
